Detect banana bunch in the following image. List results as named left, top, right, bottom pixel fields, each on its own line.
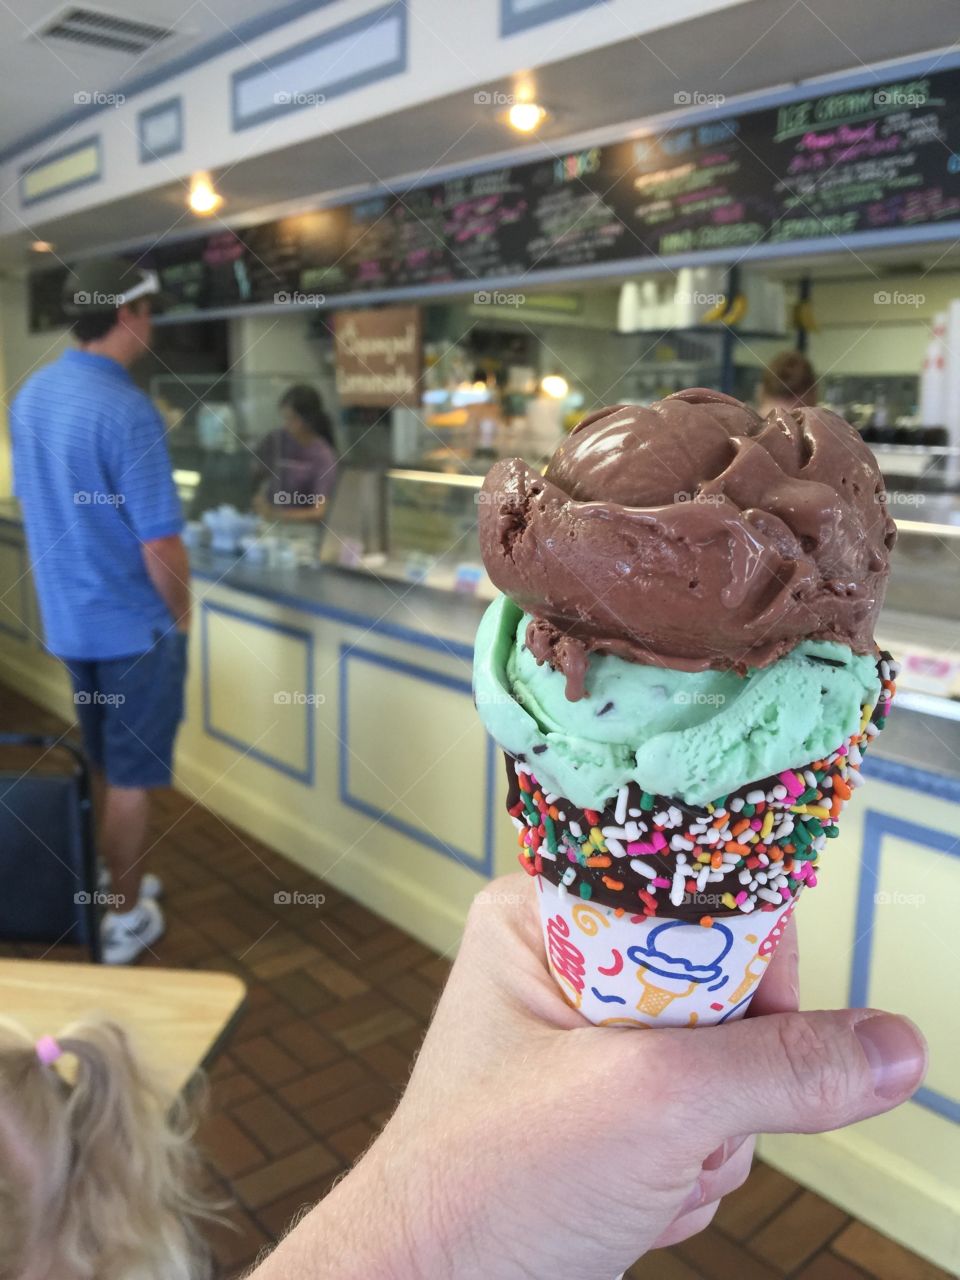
left=702, top=294, right=748, bottom=325
left=792, top=298, right=818, bottom=333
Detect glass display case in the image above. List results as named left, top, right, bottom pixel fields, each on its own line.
left=150, top=372, right=329, bottom=517
left=321, top=467, right=493, bottom=597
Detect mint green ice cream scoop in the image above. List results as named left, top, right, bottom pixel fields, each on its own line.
left=474, top=594, right=881, bottom=809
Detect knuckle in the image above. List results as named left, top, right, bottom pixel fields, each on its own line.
left=775, top=1016, right=849, bottom=1118
left=724, top=1151, right=753, bottom=1195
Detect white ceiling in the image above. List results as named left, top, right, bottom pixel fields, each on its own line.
left=0, top=0, right=304, bottom=152
left=5, top=0, right=960, bottom=271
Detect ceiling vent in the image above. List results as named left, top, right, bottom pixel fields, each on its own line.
left=30, top=7, right=175, bottom=57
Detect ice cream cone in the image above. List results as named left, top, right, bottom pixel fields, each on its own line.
left=473, top=391, right=898, bottom=1031
left=536, top=875, right=799, bottom=1027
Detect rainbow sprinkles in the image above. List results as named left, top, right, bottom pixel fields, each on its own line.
left=510, top=653, right=898, bottom=925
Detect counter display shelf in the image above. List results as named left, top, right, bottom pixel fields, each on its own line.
left=0, top=498, right=957, bottom=1272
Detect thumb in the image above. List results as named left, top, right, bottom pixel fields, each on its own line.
left=672, top=1009, right=927, bottom=1145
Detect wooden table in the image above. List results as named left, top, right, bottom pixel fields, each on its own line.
left=0, top=960, right=246, bottom=1094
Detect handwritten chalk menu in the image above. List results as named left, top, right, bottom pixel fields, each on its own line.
left=745, top=75, right=960, bottom=242
left=437, top=168, right=529, bottom=280
left=295, top=208, right=352, bottom=295
left=343, top=196, right=395, bottom=291
left=520, top=149, right=629, bottom=269
left=151, top=240, right=206, bottom=311
left=602, top=122, right=775, bottom=257
left=334, top=306, right=422, bottom=407
left=242, top=209, right=351, bottom=301
left=28, top=267, right=68, bottom=331
left=27, top=66, right=960, bottom=330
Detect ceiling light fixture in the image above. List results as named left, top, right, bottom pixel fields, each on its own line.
left=188, top=173, right=222, bottom=216
left=508, top=101, right=547, bottom=133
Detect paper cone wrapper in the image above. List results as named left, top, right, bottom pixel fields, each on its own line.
left=536, top=875, right=799, bottom=1027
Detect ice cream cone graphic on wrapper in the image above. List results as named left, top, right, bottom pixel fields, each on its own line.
left=636, top=975, right=696, bottom=1019
left=474, top=390, right=898, bottom=1028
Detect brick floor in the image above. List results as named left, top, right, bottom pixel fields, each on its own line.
left=0, top=684, right=951, bottom=1280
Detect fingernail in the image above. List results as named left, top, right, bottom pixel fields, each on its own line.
left=855, top=1015, right=927, bottom=1101
left=702, top=1134, right=747, bottom=1171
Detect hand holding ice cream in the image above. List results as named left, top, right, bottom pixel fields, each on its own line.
left=248, top=875, right=927, bottom=1280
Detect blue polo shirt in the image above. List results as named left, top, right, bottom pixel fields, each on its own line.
left=11, top=349, right=184, bottom=660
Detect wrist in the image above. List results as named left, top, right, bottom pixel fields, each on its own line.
left=253, top=1114, right=477, bottom=1279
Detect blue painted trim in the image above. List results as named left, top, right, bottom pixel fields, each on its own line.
left=863, top=754, right=960, bottom=805
left=5, top=30, right=960, bottom=166
left=138, top=96, right=184, bottom=164
left=501, top=0, right=605, bottom=37
left=231, top=2, right=407, bottom=132
left=19, top=135, right=102, bottom=206
left=0, top=537, right=31, bottom=643
left=338, top=644, right=495, bottom=876
left=190, top=563, right=476, bottom=663
left=201, top=599, right=315, bottom=785
left=0, top=0, right=346, bottom=164
left=850, top=809, right=960, bottom=1125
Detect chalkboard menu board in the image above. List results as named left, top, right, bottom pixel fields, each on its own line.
left=29, top=66, right=960, bottom=331
left=747, top=77, right=960, bottom=242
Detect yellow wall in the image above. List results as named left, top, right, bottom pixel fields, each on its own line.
left=807, top=269, right=960, bottom=376
left=0, top=272, right=71, bottom=498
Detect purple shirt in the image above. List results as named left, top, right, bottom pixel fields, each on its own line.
left=254, top=428, right=337, bottom=510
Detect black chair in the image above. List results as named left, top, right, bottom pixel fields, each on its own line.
left=0, top=733, right=100, bottom=962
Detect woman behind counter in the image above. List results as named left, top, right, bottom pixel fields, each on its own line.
left=253, top=384, right=338, bottom=521
left=757, top=350, right=818, bottom=416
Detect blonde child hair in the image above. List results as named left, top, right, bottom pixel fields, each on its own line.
left=0, top=1016, right=217, bottom=1280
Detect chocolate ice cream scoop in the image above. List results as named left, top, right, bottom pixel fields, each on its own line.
left=478, top=389, right=896, bottom=699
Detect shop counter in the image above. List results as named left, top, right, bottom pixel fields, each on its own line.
left=0, top=504, right=957, bottom=1273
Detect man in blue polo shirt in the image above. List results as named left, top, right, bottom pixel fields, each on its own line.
left=11, top=258, right=191, bottom=963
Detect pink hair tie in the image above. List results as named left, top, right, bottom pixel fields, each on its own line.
left=35, top=1036, right=63, bottom=1066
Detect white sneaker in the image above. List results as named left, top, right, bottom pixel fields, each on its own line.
left=98, top=866, right=163, bottom=899
left=101, top=900, right=166, bottom=965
